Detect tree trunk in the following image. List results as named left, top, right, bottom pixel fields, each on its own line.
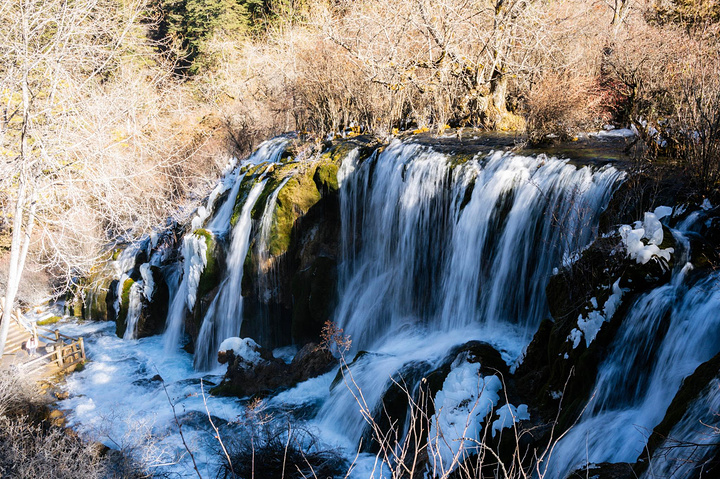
left=0, top=176, right=27, bottom=357
left=0, top=20, right=32, bottom=357
left=490, top=70, right=508, bottom=114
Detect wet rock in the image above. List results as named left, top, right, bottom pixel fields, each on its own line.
left=290, top=342, right=338, bottom=383
left=140, top=265, right=169, bottom=337
left=213, top=341, right=337, bottom=398
left=47, top=409, right=66, bottom=428
left=640, top=349, right=720, bottom=472
left=114, top=278, right=136, bottom=338
left=361, top=360, right=433, bottom=454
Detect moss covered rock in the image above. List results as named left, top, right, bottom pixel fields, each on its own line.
left=313, top=160, right=339, bottom=193
left=269, top=168, right=323, bottom=257
left=230, top=163, right=270, bottom=227
left=115, top=278, right=135, bottom=337
left=194, top=229, right=222, bottom=301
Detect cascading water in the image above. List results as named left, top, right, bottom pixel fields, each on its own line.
left=163, top=138, right=290, bottom=353
left=193, top=180, right=267, bottom=371
left=320, top=140, right=624, bottom=451
left=55, top=135, right=720, bottom=478
left=544, top=252, right=720, bottom=475
left=122, top=281, right=145, bottom=340
left=335, top=141, right=622, bottom=348
left=255, top=176, right=292, bottom=302
left=163, top=233, right=208, bottom=351
left=644, top=377, right=720, bottom=478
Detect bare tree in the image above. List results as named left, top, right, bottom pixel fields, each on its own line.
left=0, top=0, right=219, bottom=355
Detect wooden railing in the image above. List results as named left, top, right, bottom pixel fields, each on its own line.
left=20, top=336, right=86, bottom=375
left=1, top=300, right=87, bottom=375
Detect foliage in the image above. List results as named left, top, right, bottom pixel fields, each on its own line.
left=155, top=0, right=267, bottom=72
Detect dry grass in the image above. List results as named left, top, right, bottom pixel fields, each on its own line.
left=0, top=369, right=144, bottom=479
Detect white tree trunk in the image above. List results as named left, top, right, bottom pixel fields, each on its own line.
left=0, top=176, right=27, bottom=357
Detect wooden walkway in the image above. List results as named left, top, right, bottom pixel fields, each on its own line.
left=1, top=302, right=86, bottom=378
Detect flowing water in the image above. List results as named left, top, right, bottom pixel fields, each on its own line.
left=316, top=140, right=624, bottom=462
left=163, top=138, right=289, bottom=354
left=193, top=180, right=267, bottom=371
left=544, top=265, right=720, bottom=477
left=53, top=136, right=720, bottom=478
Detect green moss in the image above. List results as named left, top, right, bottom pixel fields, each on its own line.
left=194, top=229, right=220, bottom=302
left=325, top=141, right=358, bottom=164
left=118, top=278, right=135, bottom=322
left=193, top=228, right=213, bottom=243
left=37, top=316, right=62, bottom=326
left=250, top=162, right=298, bottom=221
left=449, top=153, right=476, bottom=167
left=116, top=278, right=135, bottom=337
left=313, top=161, right=339, bottom=193
left=230, top=163, right=270, bottom=227
left=86, top=289, right=108, bottom=320
left=79, top=262, right=116, bottom=321
left=270, top=168, right=322, bottom=256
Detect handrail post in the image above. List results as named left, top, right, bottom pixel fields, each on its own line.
left=79, top=337, right=85, bottom=361
left=54, top=329, right=60, bottom=341
left=56, top=344, right=64, bottom=368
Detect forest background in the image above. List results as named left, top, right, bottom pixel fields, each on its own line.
left=0, top=0, right=718, bottom=316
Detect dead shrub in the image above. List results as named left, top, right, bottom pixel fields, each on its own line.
left=525, top=73, right=610, bottom=143
left=0, top=369, right=143, bottom=479
left=217, top=406, right=347, bottom=479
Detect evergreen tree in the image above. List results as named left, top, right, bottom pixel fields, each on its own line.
left=157, top=0, right=267, bottom=73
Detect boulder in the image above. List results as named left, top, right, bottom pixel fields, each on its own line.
left=290, top=342, right=338, bottom=383
left=212, top=340, right=338, bottom=398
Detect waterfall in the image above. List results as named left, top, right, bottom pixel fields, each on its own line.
left=644, top=377, right=720, bottom=478
left=206, top=172, right=246, bottom=233
left=544, top=262, right=720, bottom=476
left=256, top=176, right=292, bottom=302
left=319, top=140, right=623, bottom=447
left=193, top=180, right=268, bottom=371
left=335, top=140, right=623, bottom=349
left=60, top=135, right=720, bottom=478
left=123, top=281, right=145, bottom=340
left=162, top=138, right=289, bottom=353
left=163, top=233, right=208, bottom=351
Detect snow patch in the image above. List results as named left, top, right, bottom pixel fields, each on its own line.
left=491, top=404, right=530, bottom=438
left=593, top=128, right=635, bottom=138
left=619, top=206, right=674, bottom=265
left=218, top=337, right=262, bottom=365
left=428, top=360, right=502, bottom=472
left=568, top=279, right=624, bottom=348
